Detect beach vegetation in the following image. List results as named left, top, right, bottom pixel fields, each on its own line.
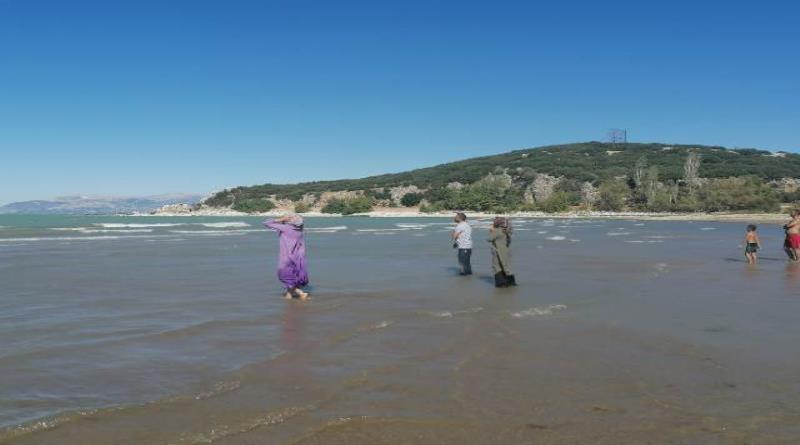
left=400, top=192, right=423, bottom=207
left=294, top=202, right=311, bottom=213
left=231, top=197, right=275, bottom=213
left=205, top=142, right=800, bottom=214
left=321, top=197, right=374, bottom=215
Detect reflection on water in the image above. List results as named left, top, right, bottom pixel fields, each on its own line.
left=786, top=262, right=800, bottom=291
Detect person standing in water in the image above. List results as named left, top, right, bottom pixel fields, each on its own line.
left=785, top=209, right=800, bottom=262
left=264, top=214, right=310, bottom=299
left=488, top=217, right=516, bottom=287
left=452, top=212, right=473, bottom=275
left=744, top=224, right=761, bottom=264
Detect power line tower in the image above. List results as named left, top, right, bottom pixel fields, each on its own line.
left=607, top=128, right=627, bottom=146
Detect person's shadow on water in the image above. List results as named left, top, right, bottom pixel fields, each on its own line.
left=445, top=266, right=463, bottom=276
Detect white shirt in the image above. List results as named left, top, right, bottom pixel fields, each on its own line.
left=454, top=221, right=473, bottom=249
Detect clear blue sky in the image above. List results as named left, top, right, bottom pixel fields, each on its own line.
left=1, top=0, right=798, bottom=205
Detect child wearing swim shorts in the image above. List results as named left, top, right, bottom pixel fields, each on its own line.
left=744, top=224, right=760, bottom=264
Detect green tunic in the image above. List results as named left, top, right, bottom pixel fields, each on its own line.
left=488, top=229, right=513, bottom=275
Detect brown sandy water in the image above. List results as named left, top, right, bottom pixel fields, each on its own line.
left=1, top=216, right=799, bottom=444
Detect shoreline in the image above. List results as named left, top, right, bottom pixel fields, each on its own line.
left=141, top=208, right=793, bottom=223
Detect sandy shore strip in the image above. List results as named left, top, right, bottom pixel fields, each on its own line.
left=141, top=206, right=793, bottom=223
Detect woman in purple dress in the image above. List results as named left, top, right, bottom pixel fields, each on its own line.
left=264, top=214, right=310, bottom=300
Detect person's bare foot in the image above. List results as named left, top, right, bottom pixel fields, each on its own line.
left=284, top=292, right=294, bottom=300
left=295, top=289, right=310, bottom=300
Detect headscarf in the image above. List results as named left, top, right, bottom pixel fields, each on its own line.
left=286, top=214, right=304, bottom=230
left=493, top=217, right=512, bottom=246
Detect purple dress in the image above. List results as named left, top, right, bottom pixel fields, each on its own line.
left=263, top=219, right=309, bottom=289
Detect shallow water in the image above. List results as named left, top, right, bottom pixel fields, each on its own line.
left=1, top=215, right=799, bottom=444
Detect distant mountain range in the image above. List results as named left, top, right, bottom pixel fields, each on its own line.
left=0, top=193, right=206, bottom=215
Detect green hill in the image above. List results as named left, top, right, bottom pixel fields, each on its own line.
left=205, top=142, right=800, bottom=214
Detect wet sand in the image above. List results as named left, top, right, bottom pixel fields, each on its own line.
left=1, top=216, right=799, bottom=444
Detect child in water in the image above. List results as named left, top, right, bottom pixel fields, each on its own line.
left=744, top=224, right=761, bottom=264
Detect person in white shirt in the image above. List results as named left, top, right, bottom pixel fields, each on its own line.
left=452, top=212, right=473, bottom=275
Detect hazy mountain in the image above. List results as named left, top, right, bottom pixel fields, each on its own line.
left=0, top=193, right=207, bottom=215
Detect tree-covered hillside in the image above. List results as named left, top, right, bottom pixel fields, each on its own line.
left=204, top=142, right=800, bottom=214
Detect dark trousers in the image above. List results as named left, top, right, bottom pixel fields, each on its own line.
left=494, top=272, right=517, bottom=287
left=457, top=248, right=472, bottom=275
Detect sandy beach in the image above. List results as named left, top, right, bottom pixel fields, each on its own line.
left=148, top=205, right=795, bottom=224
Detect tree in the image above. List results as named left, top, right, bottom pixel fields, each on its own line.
left=596, top=181, right=630, bottom=211
left=294, top=202, right=311, bottom=213
left=684, top=150, right=701, bottom=192
left=231, top=198, right=275, bottom=213
left=321, top=197, right=374, bottom=215
left=400, top=192, right=423, bottom=207
left=697, top=176, right=780, bottom=212
left=538, top=191, right=572, bottom=213
left=633, top=155, right=648, bottom=189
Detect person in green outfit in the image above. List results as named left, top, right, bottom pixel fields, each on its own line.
left=488, top=217, right=516, bottom=287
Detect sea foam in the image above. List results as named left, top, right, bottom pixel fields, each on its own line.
left=511, top=304, right=567, bottom=318
left=200, top=222, right=250, bottom=228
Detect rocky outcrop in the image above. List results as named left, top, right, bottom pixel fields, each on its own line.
left=529, top=173, right=561, bottom=203
left=389, top=185, right=423, bottom=206
left=150, top=203, right=194, bottom=215
left=580, top=182, right=599, bottom=208
left=770, top=178, right=800, bottom=192
left=318, top=190, right=364, bottom=207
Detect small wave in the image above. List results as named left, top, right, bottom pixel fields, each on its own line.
left=365, top=320, right=393, bottom=330
left=625, top=240, right=645, bottom=244
left=0, top=407, right=107, bottom=442
left=395, top=223, right=427, bottom=229
left=173, top=405, right=312, bottom=444
left=305, top=226, right=347, bottom=233
left=356, top=228, right=410, bottom=232
left=700, top=227, right=717, bottom=231
left=194, top=380, right=242, bottom=400
left=168, top=230, right=257, bottom=235
left=51, top=227, right=154, bottom=233
left=94, top=223, right=184, bottom=228
left=537, top=231, right=548, bottom=234
left=200, top=222, right=250, bottom=228
left=607, top=232, right=632, bottom=236
left=83, top=229, right=154, bottom=233
left=546, top=236, right=566, bottom=241
left=427, top=307, right=484, bottom=318
left=0, top=235, right=165, bottom=242
left=511, top=304, right=567, bottom=318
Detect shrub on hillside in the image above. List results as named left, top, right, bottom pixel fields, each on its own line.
left=697, top=177, right=780, bottom=212
left=400, top=192, right=423, bottom=207
left=321, top=197, right=374, bottom=215
left=596, top=181, right=630, bottom=212
left=232, top=198, right=275, bottom=213
left=294, top=202, right=311, bottom=213
left=538, top=191, right=573, bottom=213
